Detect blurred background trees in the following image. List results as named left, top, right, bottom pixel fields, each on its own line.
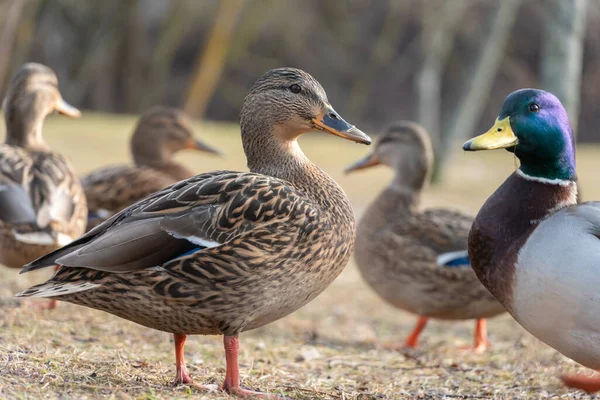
left=0, top=0, right=593, bottom=176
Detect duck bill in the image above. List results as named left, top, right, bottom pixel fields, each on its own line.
left=187, top=138, right=223, bottom=156
left=55, top=98, right=81, bottom=118
left=463, top=117, right=518, bottom=151
left=311, top=104, right=371, bottom=145
left=345, top=153, right=381, bottom=173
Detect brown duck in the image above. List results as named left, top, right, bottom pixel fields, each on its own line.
left=0, top=63, right=86, bottom=288
left=82, top=107, right=221, bottom=231
left=17, top=68, right=371, bottom=397
left=346, top=121, right=504, bottom=352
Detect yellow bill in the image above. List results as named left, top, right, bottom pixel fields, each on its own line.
left=463, top=117, right=518, bottom=151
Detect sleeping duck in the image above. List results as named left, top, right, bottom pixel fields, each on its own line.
left=463, top=88, right=600, bottom=393
left=346, top=121, right=504, bottom=352
left=17, top=68, right=371, bottom=397
left=82, top=107, right=221, bottom=230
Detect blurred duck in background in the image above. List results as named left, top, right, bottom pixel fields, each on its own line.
left=346, top=121, right=505, bottom=353
left=463, top=89, right=600, bottom=393
left=82, top=107, right=222, bottom=231
left=16, top=68, right=371, bottom=396
left=0, top=63, right=86, bottom=309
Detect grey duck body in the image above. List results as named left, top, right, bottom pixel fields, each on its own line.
left=347, top=121, right=503, bottom=351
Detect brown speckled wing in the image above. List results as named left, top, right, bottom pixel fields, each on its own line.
left=24, top=170, right=318, bottom=274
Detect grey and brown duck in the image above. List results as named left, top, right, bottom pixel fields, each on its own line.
left=346, top=121, right=505, bottom=352
left=0, top=63, right=86, bottom=279
left=82, top=107, right=221, bottom=230
left=17, top=68, right=370, bottom=397
left=463, top=89, right=600, bottom=393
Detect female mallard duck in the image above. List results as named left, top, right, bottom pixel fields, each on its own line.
left=346, top=121, right=504, bottom=353
left=0, top=63, right=86, bottom=279
left=463, top=88, right=600, bottom=393
left=82, top=107, right=221, bottom=230
left=17, top=68, right=370, bottom=396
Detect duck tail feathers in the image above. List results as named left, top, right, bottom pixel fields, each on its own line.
left=15, top=281, right=99, bottom=298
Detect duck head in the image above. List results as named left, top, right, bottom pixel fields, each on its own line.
left=345, top=121, right=433, bottom=190
left=463, top=89, right=576, bottom=181
left=131, top=107, right=222, bottom=167
left=240, top=68, right=370, bottom=170
left=3, top=63, right=80, bottom=148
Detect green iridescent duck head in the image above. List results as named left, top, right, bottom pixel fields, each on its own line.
left=463, top=89, right=576, bottom=181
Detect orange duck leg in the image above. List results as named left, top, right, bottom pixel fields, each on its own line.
left=403, top=316, right=428, bottom=348
left=222, top=335, right=277, bottom=398
left=458, top=319, right=490, bottom=354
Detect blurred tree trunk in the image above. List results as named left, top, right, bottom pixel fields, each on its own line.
left=344, top=0, right=409, bottom=119
left=540, top=0, right=588, bottom=136
left=441, top=0, right=522, bottom=174
left=142, top=1, right=193, bottom=109
left=416, top=0, right=469, bottom=181
left=0, top=0, right=27, bottom=94
left=120, top=0, right=145, bottom=112
left=184, top=0, right=246, bottom=118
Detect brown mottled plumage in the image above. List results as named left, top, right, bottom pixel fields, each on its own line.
left=18, top=68, right=370, bottom=396
left=82, top=107, right=221, bottom=230
left=346, top=121, right=504, bottom=352
left=0, top=63, right=86, bottom=275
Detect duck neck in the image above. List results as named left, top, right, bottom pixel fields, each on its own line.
left=4, top=110, right=49, bottom=150
left=361, top=159, right=426, bottom=228
left=242, top=121, right=351, bottom=219
left=517, top=149, right=576, bottom=182
left=243, top=119, right=313, bottom=187
left=515, top=123, right=577, bottom=181
left=469, top=171, right=577, bottom=305
left=360, top=182, right=420, bottom=234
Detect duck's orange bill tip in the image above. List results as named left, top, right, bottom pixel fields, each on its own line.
left=56, top=98, right=81, bottom=118
left=463, top=117, right=517, bottom=151
left=311, top=105, right=371, bottom=145
left=188, top=138, right=223, bottom=156
left=344, top=154, right=381, bottom=174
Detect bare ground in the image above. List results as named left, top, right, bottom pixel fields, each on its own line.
left=1, top=114, right=599, bottom=399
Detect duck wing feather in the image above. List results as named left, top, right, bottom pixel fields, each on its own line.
left=23, top=170, right=318, bottom=274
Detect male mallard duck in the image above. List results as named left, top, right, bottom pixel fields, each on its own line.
left=346, top=121, right=504, bottom=352
left=17, top=68, right=370, bottom=396
left=0, top=63, right=85, bottom=281
left=82, top=107, right=221, bottom=230
left=463, top=88, right=600, bottom=393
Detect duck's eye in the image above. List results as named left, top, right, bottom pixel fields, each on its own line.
left=529, top=103, right=540, bottom=113
left=289, top=84, right=301, bottom=94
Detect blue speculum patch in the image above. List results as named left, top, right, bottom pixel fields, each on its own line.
left=178, top=245, right=204, bottom=258
left=442, top=256, right=470, bottom=267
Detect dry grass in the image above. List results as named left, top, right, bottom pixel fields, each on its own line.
left=1, top=114, right=599, bottom=399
